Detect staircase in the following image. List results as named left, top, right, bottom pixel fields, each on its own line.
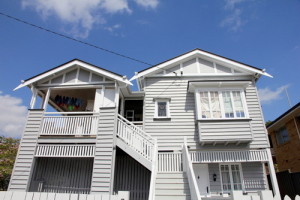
left=155, top=172, right=191, bottom=200
left=116, top=114, right=156, bottom=171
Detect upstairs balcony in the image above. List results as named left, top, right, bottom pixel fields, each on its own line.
left=40, top=112, right=99, bottom=137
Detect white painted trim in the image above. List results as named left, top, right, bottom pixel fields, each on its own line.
left=219, top=163, right=244, bottom=193
left=43, top=88, right=51, bottom=110
left=266, top=148, right=281, bottom=198
left=130, top=49, right=272, bottom=81
left=30, top=86, right=38, bottom=109
left=14, top=60, right=132, bottom=90
left=154, top=98, right=171, bottom=118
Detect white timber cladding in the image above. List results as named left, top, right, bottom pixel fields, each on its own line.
left=8, top=110, right=44, bottom=191
left=144, top=77, right=269, bottom=150
left=90, top=107, right=117, bottom=194
left=154, top=98, right=171, bottom=118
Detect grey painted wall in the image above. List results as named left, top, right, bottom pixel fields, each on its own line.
left=143, top=76, right=269, bottom=151
left=90, top=107, right=117, bottom=194
left=8, top=110, right=43, bottom=191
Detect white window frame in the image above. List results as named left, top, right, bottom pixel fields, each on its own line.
left=219, top=163, right=245, bottom=194
left=195, top=88, right=249, bottom=120
left=154, top=99, right=171, bottom=118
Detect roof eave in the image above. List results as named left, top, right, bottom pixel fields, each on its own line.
left=14, top=59, right=132, bottom=91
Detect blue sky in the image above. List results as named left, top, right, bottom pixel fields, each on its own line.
left=0, top=0, right=299, bottom=137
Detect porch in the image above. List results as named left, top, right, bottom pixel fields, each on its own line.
left=155, top=149, right=273, bottom=200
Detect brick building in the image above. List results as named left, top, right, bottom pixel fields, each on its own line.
left=267, top=102, right=300, bottom=173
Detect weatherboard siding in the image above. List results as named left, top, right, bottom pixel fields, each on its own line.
left=90, top=107, right=116, bottom=194
left=9, top=109, right=43, bottom=191
left=144, top=77, right=268, bottom=151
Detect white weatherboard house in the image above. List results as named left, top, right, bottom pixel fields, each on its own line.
left=8, top=49, right=280, bottom=200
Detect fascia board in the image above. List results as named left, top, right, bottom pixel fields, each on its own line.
left=130, top=49, right=272, bottom=81
left=14, top=60, right=132, bottom=91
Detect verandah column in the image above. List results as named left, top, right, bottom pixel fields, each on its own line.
left=266, top=148, right=281, bottom=198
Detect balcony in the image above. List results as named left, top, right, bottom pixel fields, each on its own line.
left=198, top=118, right=253, bottom=145
left=40, top=112, right=99, bottom=137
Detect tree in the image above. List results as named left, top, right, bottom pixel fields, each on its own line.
left=0, top=136, right=19, bottom=191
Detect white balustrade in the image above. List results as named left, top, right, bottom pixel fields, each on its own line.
left=190, top=149, right=268, bottom=163
left=182, top=137, right=201, bottom=200
left=157, top=153, right=183, bottom=172
left=117, top=114, right=154, bottom=162
left=35, top=144, right=95, bottom=157
left=40, top=112, right=98, bottom=136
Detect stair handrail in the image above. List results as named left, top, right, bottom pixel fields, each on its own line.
left=148, top=138, right=158, bottom=200
left=117, top=114, right=154, bottom=143
left=182, top=137, right=201, bottom=200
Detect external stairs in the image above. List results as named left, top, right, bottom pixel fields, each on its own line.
left=155, top=172, right=191, bottom=200
left=116, top=114, right=155, bottom=171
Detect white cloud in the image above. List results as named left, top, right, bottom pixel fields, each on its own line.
left=0, top=92, right=27, bottom=138
left=134, top=0, right=159, bottom=9
left=258, top=85, right=289, bottom=105
left=104, top=24, right=121, bottom=32
left=22, top=0, right=158, bottom=38
left=224, top=0, right=246, bottom=10
left=220, top=8, right=243, bottom=31
left=221, top=0, right=247, bottom=31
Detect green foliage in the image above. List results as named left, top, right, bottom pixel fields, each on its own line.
left=265, top=120, right=273, bottom=127
left=0, top=136, right=19, bottom=191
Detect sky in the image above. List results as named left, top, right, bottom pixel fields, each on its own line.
left=0, top=0, right=299, bottom=138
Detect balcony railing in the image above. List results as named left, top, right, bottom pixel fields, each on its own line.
left=190, top=149, right=268, bottom=163
left=35, top=144, right=95, bottom=157
left=40, top=112, right=99, bottom=136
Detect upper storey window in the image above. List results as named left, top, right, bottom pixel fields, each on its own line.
left=154, top=99, right=170, bottom=118
left=275, top=127, right=289, bottom=145
left=197, top=89, right=248, bottom=119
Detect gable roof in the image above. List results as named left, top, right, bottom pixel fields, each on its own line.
left=14, top=59, right=132, bottom=90
left=130, top=48, right=272, bottom=81
left=267, top=102, right=300, bottom=129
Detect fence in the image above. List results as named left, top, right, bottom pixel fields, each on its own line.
left=230, top=191, right=300, bottom=200
left=0, top=191, right=129, bottom=200
left=267, top=171, right=300, bottom=199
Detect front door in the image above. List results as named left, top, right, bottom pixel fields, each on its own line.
left=193, top=164, right=210, bottom=196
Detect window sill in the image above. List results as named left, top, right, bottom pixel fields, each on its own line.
left=197, top=118, right=252, bottom=122
left=154, top=117, right=171, bottom=121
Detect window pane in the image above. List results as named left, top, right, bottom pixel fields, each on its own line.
left=232, top=91, right=245, bottom=118
left=276, top=127, right=289, bottom=144
left=222, top=92, right=234, bottom=118
left=210, top=92, right=222, bottom=118
left=220, top=165, right=231, bottom=192
left=157, top=102, right=167, bottom=117
left=231, top=165, right=242, bottom=190
left=200, top=92, right=211, bottom=118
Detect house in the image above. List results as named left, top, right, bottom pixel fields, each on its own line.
left=267, top=102, right=300, bottom=173
left=8, top=49, right=280, bottom=200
